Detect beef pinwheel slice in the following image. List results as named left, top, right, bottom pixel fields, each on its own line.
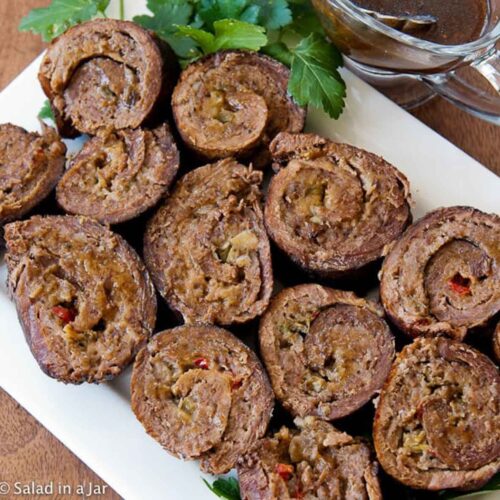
left=259, top=284, right=395, bottom=421
left=56, top=123, right=179, bottom=224
left=238, top=417, right=382, bottom=500
left=144, top=158, right=273, bottom=326
left=265, top=132, right=412, bottom=279
left=0, top=123, right=65, bottom=227
left=39, top=19, right=176, bottom=137
left=374, top=337, right=500, bottom=491
left=172, top=50, right=305, bottom=167
left=4, top=215, right=157, bottom=384
left=380, top=206, right=500, bottom=341
left=131, top=325, right=274, bottom=474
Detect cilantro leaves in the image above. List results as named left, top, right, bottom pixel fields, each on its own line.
left=19, top=0, right=111, bottom=41
left=289, top=33, right=346, bottom=118
left=203, top=477, right=241, bottom=500
left=21, top=0, right=347, bottom=120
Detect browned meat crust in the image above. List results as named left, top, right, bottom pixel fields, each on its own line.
left=259, top=284, right=395, bottom=420
left=380, top=206, right=500, bottom=341
left=238, top=417, right=382, bottom=500
left=494, top=322, right=500, bottom=363
left=373, top=337, right=500, bottom=491
left=0, top=123, right=65, bottom=226
left=265, top=132, right=412, bottom=279
left=144, top=159, right=273, bottom=325
left=131, top=325, right=274, bottom=474
left=172, top=50, right=305, bottom=167
left=4, top=215, right=157, bottom=384
left=39, top=19, right=177, bottom=137
left=56, top=123, right=179, bottom=224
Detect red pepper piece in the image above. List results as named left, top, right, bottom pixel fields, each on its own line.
left=448, top=274, right=471, bottom=296
left=52, top=305, right=76, bottom=324
left=276, top=463, right=294, bottom=481
left=231, top=378, right=242, bottom=390
left=194, top=357, right=209, bottom=370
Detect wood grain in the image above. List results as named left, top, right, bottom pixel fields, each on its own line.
left=0, top=1, right=498, bottom=499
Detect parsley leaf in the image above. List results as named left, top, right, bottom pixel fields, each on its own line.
left=134, top=0, right=201, bottom=58
left=177, top=19, right=267, bottom=55
left=198, top=0, right=260, bottom=29
left=262, top=41, right=293, bottom=66
left=38, top=100, right=55, bottom=122
left=19, top=0, right=110, bottom=42
left=288, top=32, right=346, bottom=119
left=287, top=0, right=324, bottom=36
left=203, top=477, right=241, bottom=500
left=196, top=0, right=291, bottom=31
left=254, top=0, right=292, bottom=30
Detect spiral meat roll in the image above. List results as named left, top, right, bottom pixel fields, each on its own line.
left=0, top=123, right=65, bottom=227
left=56, top=124, right=179, bottom=224
left=5, top=215, right=157, bottom=384
left=131, top=325, right=274, bottom=474
left=144, top=159, right=273, bottom=325
left=265, top=133, right=412, bottom=278
left=238, top=417, right=382, bottom=500
left=39, top=19, right=176, bottom=137
left=380, top=206, right=500, bottom=340
left=172, top=51, right=305, bottom=166
left=374, top=337, right=500, bottom=491
left=259, top=284, right=395, bottom=420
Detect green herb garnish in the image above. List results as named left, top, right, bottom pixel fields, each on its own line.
left=203, top=477, right=241, bottom=500
left=197, top=0, right=260, bottom=29
left=133, top=0, right=201, bottom=58
left=19, top=0, right=111, bottom=41
left=288, top=32, right=346, bottom=118
left=38, top=99, right=55, bottom=122
left=177, top=19, right=268, bottom=55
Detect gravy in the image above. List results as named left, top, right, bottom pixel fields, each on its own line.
left=354, top=0, right=489, bottom=45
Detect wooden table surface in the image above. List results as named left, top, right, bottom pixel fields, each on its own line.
left=0, top=2, right=498, bottom=499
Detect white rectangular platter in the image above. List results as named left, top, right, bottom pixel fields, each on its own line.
left=0, top=1, right=499, bottom=499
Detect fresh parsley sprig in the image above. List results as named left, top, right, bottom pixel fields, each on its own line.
left=38, top=99, right=55, bottom=122
left=133, top=0, right=202, bottom=58
left=177, top=20, right=268, bottom=55
left=19, top=0, right=113, bottom=41
left=289, top=33, right=346, bottom=119
left=203, top=477, right=241, bottom=500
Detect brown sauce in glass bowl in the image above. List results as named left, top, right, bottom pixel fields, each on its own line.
left=354, top=0, right=489, bottom=44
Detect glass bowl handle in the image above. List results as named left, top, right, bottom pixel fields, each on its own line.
left=422, top=46, right=500, bottom=125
